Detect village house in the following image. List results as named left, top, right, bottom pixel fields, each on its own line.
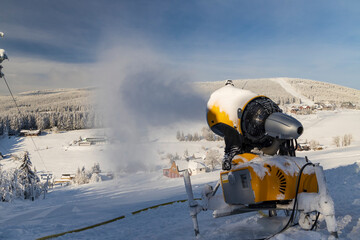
left=163, top=160, right=207, bottom=178
left=163, top=161, right=182, bottom=178
left=341, top=102, right=356, bottom=109
left=19, top=129, right=41, bottom=137
left=77, top=137, right=107, bottom=146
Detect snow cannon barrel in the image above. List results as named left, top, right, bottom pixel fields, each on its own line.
left=206, top=82, right=303, bottom=155
left=265, top=112, right=303, bottom=139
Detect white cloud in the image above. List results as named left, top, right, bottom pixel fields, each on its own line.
left=0, top=56, right=96, bottom=94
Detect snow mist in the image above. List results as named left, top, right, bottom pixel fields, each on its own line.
left=96, top=46, right=205, bottom=173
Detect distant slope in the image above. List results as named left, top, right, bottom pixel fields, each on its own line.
left=0, top=88, right=100, bottom=134
left=285, top=78, right=360, bottom=105
left=1, top=77, right=359, bottom=122
left=194, top=78, right=360, bottom=106
left=269, top=78, right=315, bottom=105
left=0, top=88, right=94, bottom=115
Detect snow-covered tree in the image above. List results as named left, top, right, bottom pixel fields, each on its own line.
left=73, top=164, right=102, bottom=185
left=342, top=134, right=353, bottom=146
left=333, top=136, right=340, bottom=147
left=18, top=152, right=41, bottom=200
left=91, top=163, right=101, bottom=174
left=205, top=149, right=221, bottom=171
left=183, top=149, right=189, bottom=160
left=0, top=152, right=43, bottom=202
left=193, top=132, right=200, bottom=141
left=309, top=140, right=320, bottom=150
left=73, top=166, right=90, bottom=185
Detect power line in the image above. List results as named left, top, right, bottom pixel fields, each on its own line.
left=1, top=71, right=48, bottom=172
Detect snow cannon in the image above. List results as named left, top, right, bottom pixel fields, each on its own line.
left=0, top=32, right=8, bottom=64
left=206, top=81, right=303, bottom=156
left=183, top=81, right=338, bottom=238
left=0, top=31, right=8, bottom=79
left=0, top=49, right=8, bottom=63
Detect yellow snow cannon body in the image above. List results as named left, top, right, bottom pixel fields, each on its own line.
left=183, top=81, right=338, bottom=238
left=220, top=153, right=318, bottom=205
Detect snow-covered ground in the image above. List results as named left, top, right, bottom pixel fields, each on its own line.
left=0, top=110, right=360, bottom=239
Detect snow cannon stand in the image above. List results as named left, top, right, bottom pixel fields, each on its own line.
left=183, top=154, right=338, bottom=238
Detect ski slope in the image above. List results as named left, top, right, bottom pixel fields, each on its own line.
left=269, top=78, right=315, bottom=106
left=0, top=110, right=360, bottom=239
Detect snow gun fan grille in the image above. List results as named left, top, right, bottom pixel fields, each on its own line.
left=241, top=97, right=282, bottom=143
left=276, top=169, right=287, bottom=194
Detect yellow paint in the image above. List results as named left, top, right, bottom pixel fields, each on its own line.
left=207, top=104, right=235, bottom=129
left=232, top=153, right=258, bottom=164
left=207, top=96, right=269, bottom=135
left=247, top=164, right=318, bottom=202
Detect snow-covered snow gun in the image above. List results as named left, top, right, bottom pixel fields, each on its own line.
left=183, top=80, right=338, bottom=238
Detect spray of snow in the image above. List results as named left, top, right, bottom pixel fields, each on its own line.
left=95, top=45, right=206, bottom=173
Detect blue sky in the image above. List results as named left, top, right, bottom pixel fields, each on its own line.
left=1, top=0, right=360, bottom=94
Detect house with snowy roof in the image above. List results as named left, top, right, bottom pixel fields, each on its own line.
left=163, top=160, right=207, bottom=178
left=187, top=160, right=207, bottom=175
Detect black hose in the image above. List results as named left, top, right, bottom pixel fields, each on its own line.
left=263, top=162, right=315, bottom=239
left=310, top=212, right=320, bottom=231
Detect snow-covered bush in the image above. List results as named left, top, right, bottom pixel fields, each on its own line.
left=90, top=172, right=102, bottom=183
left=205, top=149, right=221, bottom=171
left=333, top=134, right=353, bottom=147
left=309, top=140, right=320, bottom=150
left=165, top=153, right=180, bottom=163
left=333, top=136, right=341, bottom=147
left=73, top=163, right=102, bottom=185
left=91, top=162, right=101, bottom=174
left=73, top=167, right=91, bottom=185
left=342, top=134, right=353, bottom=147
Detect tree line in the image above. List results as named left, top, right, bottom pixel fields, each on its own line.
left=176, top=127, right=223, bottom=142
left=0, top=88, right=104, bottom=135
left=0, top=110, right=103, bottom=135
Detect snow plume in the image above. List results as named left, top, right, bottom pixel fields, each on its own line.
left=96, top=45, right=206, bottom=173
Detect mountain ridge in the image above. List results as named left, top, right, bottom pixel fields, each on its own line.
left=194, top=77, right=360, bottom=106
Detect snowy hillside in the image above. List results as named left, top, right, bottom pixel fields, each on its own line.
left=0, top=88, right=102, bottom=135
left=286, top=78, right=360, bottom=105
left=194, top=78, right=360, bottom=106
left=0, top=109, right=359, bottom=239
left=0, top=88, right=94, bottom=115
left=2, top=77, right=358, bottom=118
left=0, top=78, right=358, bottom=137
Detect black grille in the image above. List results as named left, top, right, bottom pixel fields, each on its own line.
left=276, top=169, right=287, bottom=194
left=241, top=97, right=281, bottom=143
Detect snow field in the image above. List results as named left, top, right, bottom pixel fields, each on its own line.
left=0, top=109, right=360, bottom=239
